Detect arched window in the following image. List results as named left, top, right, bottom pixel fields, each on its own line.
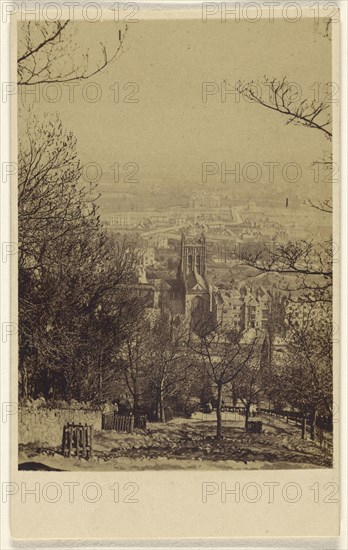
left=196, top=254, right=201, bottom=273
left=187, top=254, right=193, bottom=272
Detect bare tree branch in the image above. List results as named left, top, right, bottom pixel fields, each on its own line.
left=18, top=21, right=128, bottom=86
left=236, top=77, right=332, bottom=139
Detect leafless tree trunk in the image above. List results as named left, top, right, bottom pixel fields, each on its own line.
left=301, top=415, right=307, bottom=440
left=216, top=383, right=223, bottom=439
left=244, top=402, right=251, bottom=431
left=159, top=382, right=165, bottom=423
left=310, top=410, right=317, bottom=441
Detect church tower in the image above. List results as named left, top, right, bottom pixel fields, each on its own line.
left=177, top=232, right=213, bottom=317
left=179, top=232, right=207, bottom=279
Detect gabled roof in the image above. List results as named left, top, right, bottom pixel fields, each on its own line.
left=186, top=270, right=209, bottom=292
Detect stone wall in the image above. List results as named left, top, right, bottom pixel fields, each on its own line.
left=19, top=406, right=102, bottom=447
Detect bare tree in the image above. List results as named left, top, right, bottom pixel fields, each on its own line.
left=191, top=321, right=257, bottom=439
left=276, top=302, right=333, bottom=440
left=307, top=152, right=334, bottom=214
left=235, top=74, right=335, bottom=299
left=18, top=114, right=95, bottom=271
left=238, top=240, right=333, bottom=303
left=118, top=311, right=154, bottom=413
left=17, top=18, right=136, bottom=402
left=148, top=310, right=194, bottom=422
left=18, top=20, right=128, bottom=85
left=235, top=68, right=335, bottom=215
left=234, top=337, right=268, bottom=430
left=236, top=77, right=332, bottom=139
left=18, top=113, right=144, bottom=401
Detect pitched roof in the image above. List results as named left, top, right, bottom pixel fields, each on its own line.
left=186, top=270, right=209, bottom=292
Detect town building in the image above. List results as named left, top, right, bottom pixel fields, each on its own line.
left=140, top=248, right=155, bottom=268
left=189, top=192, right=220, bottom=210
left=135, top=231, right=276, bottom=332
left=109, top=214, right=131, bottom=227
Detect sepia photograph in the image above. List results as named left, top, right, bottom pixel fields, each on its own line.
left=15, top=9, right=337, bottom=474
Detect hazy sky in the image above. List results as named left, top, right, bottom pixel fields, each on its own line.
left=18, top=18, right=332, bottom=201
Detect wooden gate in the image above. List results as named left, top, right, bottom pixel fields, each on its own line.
left=62, top=423, right=93, bottom=458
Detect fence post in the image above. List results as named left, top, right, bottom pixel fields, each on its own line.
left=80, top=423, right=85, bottom=456
left=68, top=424, right=73, bottom=457
left=76, top=426, right=80, bottom=458
left=62, top=424, right=66, bottom=456
left=130, top=415, right=134, bottom=433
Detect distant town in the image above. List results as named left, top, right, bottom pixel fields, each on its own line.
left=99, top=190, right=330, bottom=336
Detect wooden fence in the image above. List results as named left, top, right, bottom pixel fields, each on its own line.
left=101, top=412, right=147, bottom=433
left=62, top=423, right=93, bottom=458
left=257, top=407, right=333, bottom=432
left=257, top=408, right=304, bottom=424
left=221, top=405, right=246, bottom=413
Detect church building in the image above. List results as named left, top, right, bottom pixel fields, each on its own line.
left=174, top=232, right=214, bottom=323
left=137, top=231, right=273, bottom=333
